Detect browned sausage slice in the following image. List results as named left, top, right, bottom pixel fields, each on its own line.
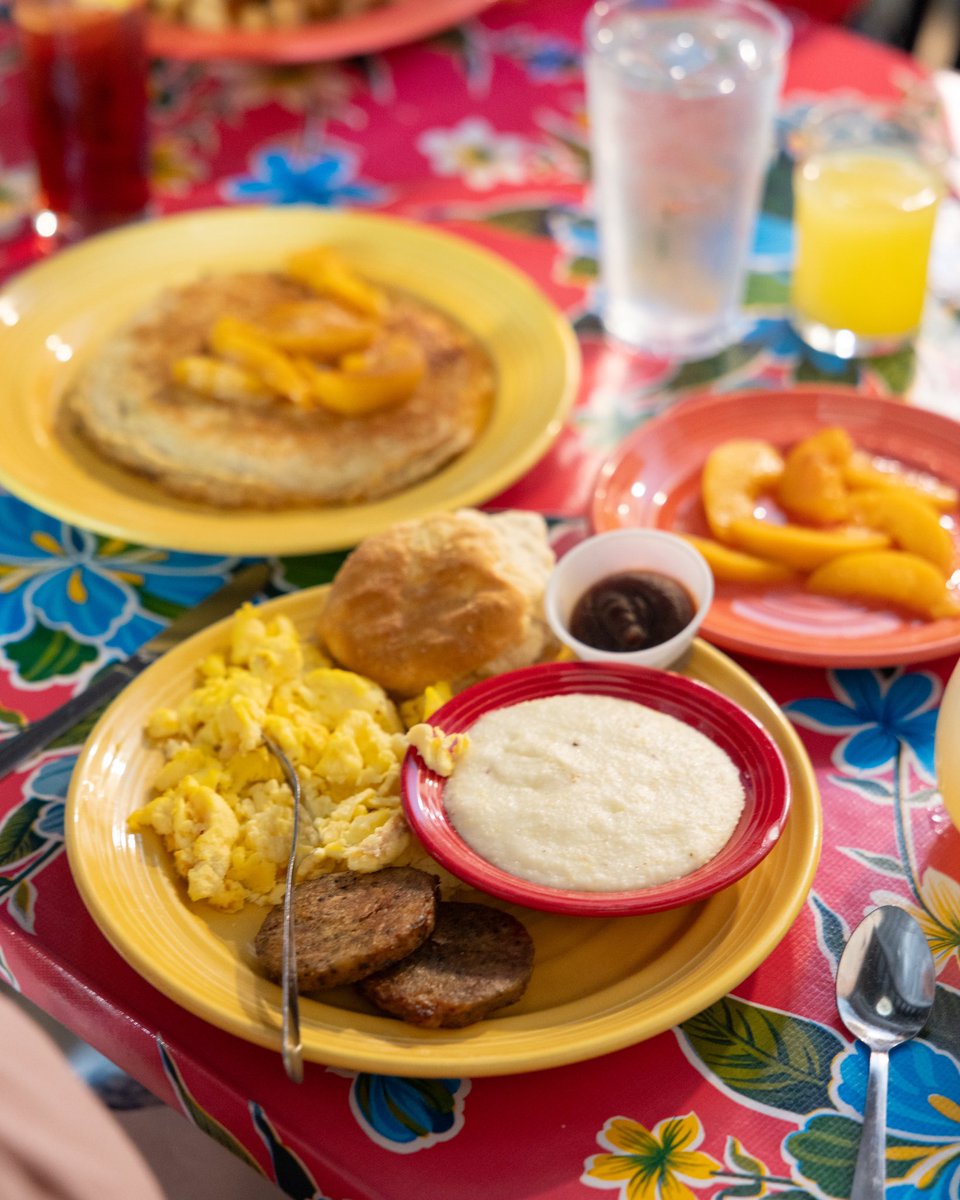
left=358, top=901, right=534, bottom=1027
left=254, top=866, right=439, bottom=992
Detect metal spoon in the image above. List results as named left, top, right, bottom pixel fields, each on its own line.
left=836, top=905, right=936, bottom=1200
left=264, top=735, right=303, bottom=1084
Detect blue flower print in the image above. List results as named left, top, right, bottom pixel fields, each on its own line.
left=225, top=146, right=383, bottom=207
left=751, top=210, right=793, bottom=265
left=786, top=669, right=939, bottom=779
left=0, top=494, right=238, bottom=667
left=349, top=1074, right=468, bottom=1151
left=834, top=1039, right=960, bottom=1197
left=548, top=205, right=598, bottom=262
left=0, top=754, right=77, bottom=918
left=28, top=755, right=76, bottom=841
left=491, top=29, right=581, bottom=81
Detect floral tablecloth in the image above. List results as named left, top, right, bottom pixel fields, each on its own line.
left=0, top=2, right=959, bottom=1198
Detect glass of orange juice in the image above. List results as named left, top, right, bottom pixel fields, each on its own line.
left=790, top=103, right=946, bottom=359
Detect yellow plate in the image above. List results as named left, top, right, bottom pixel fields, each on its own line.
left=0, top=207, right=579, bottom=556
left=65, top=587, right=822, bottom=1078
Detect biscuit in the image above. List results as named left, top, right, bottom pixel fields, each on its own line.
left=317, top=509, right=555, bottom=696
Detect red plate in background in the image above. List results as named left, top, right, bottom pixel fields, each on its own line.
left=591, top=387, right=960, bottom=667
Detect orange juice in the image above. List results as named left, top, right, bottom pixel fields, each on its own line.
left=792, top=148, right=942, bottom=347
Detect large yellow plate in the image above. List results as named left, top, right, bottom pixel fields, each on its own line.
left=66, top=587, right=822, bottom=1077
left=0, top=207, right=579, bottom=556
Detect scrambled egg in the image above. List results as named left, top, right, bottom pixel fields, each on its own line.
left=407, top=723, right=470, bottom=777
left=128, top=604, right=415, bottom=912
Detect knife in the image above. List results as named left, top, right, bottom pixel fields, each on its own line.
left=0, top=562, right=272, bottom=780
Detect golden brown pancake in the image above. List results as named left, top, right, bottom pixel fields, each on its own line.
left=64, top=271, right=494, bottom=509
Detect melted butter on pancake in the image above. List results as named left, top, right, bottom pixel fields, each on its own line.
left=64, top=270, right=494, bottom=509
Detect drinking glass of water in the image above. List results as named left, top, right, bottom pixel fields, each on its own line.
left=583, top=0, right=790, bottom=360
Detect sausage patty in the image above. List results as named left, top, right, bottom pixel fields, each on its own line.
left=254, top=866, right=439, bottom=992
left=358, top=901, right=534, bottom=1027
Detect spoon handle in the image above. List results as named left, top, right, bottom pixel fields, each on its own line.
left=850, top=1046, right=889, bottom=1200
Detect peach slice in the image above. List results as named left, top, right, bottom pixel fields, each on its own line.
left=296, top=335, right=426, bottom=415
left=847, top=489, right=956, bottom=577
left=844, top=450, right=959, bottom=514
left=285, top=247, right=387, bottom=318
left=728, top=518, right=889, bottom=572
left=209, top=317, right=312, bottom=407
left=701, top=439, right=784, bottom=542
left=776, top=426, right=854, bottom=526
left=680, top=534, right=795, bottom=584
left=808, top=550, right=960, bottom=619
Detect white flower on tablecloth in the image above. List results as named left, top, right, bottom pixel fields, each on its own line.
left=417, top=117, right=529, bottom=190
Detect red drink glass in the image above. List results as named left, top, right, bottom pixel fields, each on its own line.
left=14, top=0, right=151, bottom=238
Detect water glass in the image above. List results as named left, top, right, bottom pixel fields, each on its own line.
left=13, top=0, right=152, bottom=239
left=583, top=0, right=791, bottom=360
left=791, top=102, right=946, bottom=358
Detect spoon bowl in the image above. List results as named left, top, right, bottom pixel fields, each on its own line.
left=836, top=905, right=936, bottom=1200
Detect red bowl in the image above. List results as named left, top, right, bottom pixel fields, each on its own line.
left=401, top=661, right=791, bottom=916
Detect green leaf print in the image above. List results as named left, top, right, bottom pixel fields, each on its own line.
left=867, top=348, right=916, bottom=395
left=479, top=207, right=557, bottom=239
left=669, top=344, right=762, bottom=390
left=11, top=879, right=37, bottom=931
left=679, top=995, right=845, bottom=1115
left=761, top=150, right=794, bottom=222
left=839, top=849, right=905, bottom=878
left=6, top=625, right=98, bottom=684
left=743, top=272, right=790, bottom=307
left=279, top=552, right=348, bottom=591
left=785, top=1113, right=917, bottom=1199
left=726, top=1137, right=767, bottom=1175
left=0, top=798, right=46, bottom=868
left=135, top=586, right=195, bottom=622
left=795, top=356, right=859, bottom=386
left=0, top=706, right=26, bottom=731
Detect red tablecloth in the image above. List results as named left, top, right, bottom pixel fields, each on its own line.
left=0, top=3, right=959, bottom=1198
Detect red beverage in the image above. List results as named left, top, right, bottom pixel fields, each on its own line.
left=16, top=0, right=150, bottom=235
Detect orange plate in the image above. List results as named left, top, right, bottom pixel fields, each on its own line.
left=148, top=0, right=497, bottom=62
left=591, top=387, right=960, bottom=668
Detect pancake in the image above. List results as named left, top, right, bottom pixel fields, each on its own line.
left=64, top=271, right=494, bottom=508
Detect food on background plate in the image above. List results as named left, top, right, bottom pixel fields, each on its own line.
left=149, top=0, right=388, bottom=35
left=688, top=426, right=960, bottom=619
left=441, top=692, right=746, bottom=892
left=358, top=901, right=535, bottom=1028
left=65, top=246, right=493, bottom=509
left=700, top=438, right=785, bottom=542
left=318, top=508, right=559, bottom=696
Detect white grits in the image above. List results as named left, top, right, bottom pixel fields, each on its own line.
left=443, top=692, right=746, bottom=891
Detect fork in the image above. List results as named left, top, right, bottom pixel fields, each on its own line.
left=264, top=735, right=304, bottom=1084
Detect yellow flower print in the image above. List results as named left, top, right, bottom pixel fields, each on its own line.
left=583, top=1113, right=721, bottom=1200
left=874, top=869, right=960, bottom=967
left=911, top=868, right=960, bottom=966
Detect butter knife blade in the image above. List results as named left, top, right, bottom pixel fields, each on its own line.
left=0, top=562, right=271, bottom=780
